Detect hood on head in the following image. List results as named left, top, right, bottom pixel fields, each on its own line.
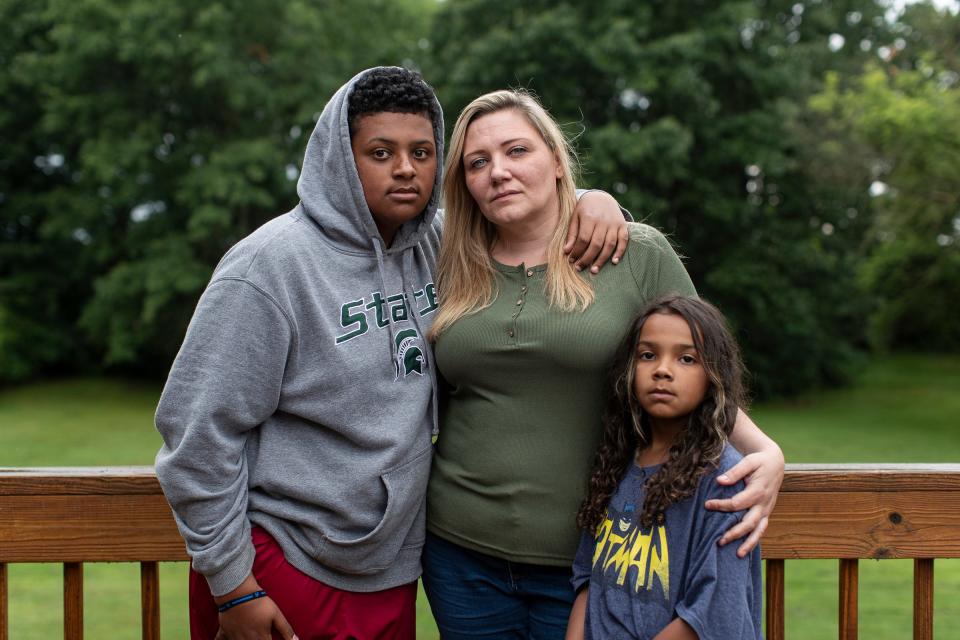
left=295, top=66, right=445, bottom=254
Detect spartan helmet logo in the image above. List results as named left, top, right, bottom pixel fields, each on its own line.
left=394, top=328, right=424, bottom=379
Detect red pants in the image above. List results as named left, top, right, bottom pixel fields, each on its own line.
left=189, top=526, right=417, bottom=639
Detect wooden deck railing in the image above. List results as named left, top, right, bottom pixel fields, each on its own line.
left=0, top=467, right=187, bottom=640
left=763, top=464, right=960, bottom=640
left=1, top=464, right=959, bottom=639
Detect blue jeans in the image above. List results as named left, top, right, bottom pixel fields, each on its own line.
left=422, top=531, right=576, bottom=639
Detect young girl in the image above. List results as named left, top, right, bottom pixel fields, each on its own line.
left=567, top=296, right=763, bottom=640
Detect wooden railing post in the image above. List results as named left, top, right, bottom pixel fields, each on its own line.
left=913, top=558, right=934, bottom=640
left=839, top=559, right=858, bottom=640
left=1, top=562, right=8, bottom=640
left=141, top=561, right=161, bottom=640
left=63, top=562, right=83, bottom=640
left=764, top=559, right=785, bottom=640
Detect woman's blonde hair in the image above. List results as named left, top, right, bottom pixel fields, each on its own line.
left=429, top=89, right=594, bottom=340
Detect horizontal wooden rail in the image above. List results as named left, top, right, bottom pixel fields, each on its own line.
left=764, top=463, right=960, bottom=560
left=1, top=464, right=958, bottom=640
left=0, top=467, right=188, bottom=563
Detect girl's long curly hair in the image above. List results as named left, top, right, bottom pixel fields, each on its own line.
left=576, top=296, right=748, bottom=532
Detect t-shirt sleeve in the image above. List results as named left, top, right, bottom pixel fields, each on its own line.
left=673, top=480, right=763, bottom=639
left=626, top=224, right=697, bottom=300
left=571, top=528, right=596, bottom=594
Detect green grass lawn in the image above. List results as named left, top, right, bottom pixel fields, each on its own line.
left=1, top=354, right=957, bottom=638
left=751, top=353, right=960, bottom=639
left=752, top=353, right=960, bottom=463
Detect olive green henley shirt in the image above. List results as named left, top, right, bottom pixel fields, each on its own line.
left=427, top=223, right=698, bottom=565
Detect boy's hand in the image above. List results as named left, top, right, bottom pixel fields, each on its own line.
left=706, top=448, right=785, bottom=557
left=214, top=596, right=296, bottom=640
left=213, top=574, right=298, bottom=640
left=565, top=190, right=629, bottom=273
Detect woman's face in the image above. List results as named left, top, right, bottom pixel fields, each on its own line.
left=461, top=109, right=562, bottom=233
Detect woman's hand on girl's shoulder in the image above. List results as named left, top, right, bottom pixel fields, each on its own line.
left=705, top=446, right=785, bottom=557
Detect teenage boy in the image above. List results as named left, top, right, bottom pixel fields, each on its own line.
left=155, top=67, right=626, bottom=639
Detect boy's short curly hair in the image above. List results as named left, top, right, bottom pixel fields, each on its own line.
left=347, top=67, right=440, bottom=136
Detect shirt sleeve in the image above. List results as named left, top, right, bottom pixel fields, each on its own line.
left=626, top=224, right=697, bottom=300
left=571, top=528, right=596, bottom=594
left=574, top=188, right=634, bottom=221
left=154, top=277, right=293, bottom=596
left=673, top=480, right=763, bottom=639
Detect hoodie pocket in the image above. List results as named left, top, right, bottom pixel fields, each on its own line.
left=316, top=446, right=431, bottom=575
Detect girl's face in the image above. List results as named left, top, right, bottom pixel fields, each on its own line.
left=633, top=313, right=709, bottom=429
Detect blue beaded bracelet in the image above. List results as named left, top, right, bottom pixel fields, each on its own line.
left=217, top=589, right=268, bottom=613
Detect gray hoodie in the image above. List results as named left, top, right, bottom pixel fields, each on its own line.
left=155, top=67, right=444, bottom=595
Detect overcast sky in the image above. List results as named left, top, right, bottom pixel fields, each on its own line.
left=890, top=0, right=959, bottom=13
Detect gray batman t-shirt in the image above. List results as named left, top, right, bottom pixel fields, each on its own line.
left=571, top=445, right=763, bottom=640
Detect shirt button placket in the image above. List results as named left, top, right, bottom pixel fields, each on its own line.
left=509, top=268, right=534, bottom=342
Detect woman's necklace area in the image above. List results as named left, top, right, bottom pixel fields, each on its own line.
left=490, top=237, right=549, bottom=268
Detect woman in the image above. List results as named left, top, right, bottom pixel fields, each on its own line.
left=423, top=90, right=784, bottom=639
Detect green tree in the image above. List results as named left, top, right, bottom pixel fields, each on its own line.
left=1, top=1, right=89, bottom=380
left=0, top=0, right=434, bottom=382
left=425, top=0, right=886, bottom=397
left=810, top=4, right=960, bottom=349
